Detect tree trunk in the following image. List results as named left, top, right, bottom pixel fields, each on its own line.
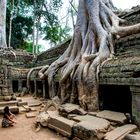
left=0, top=0, right=7, bottom=48
left=39, top=0, right=140, bottom=111
left=35, top=3, right=43, bottom=54
left=32, top=0, right=36, bottom=55
left=8, top=0, right=14, bottom=48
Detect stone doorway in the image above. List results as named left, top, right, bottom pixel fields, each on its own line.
left=12, top=80, right=18, bottom=93
left=29, top=81, right=35, bottom=94
left=99, top=85, right=132, bottom=114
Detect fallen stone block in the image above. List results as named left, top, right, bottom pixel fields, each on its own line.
left=124, top=132, right=140, bottom=140
left=96, top=110, right=127, bottom=124
left=59, top=103, right=87, bottom=117
left=36, top=111, right=50, bottom=127
left=28, top=101, right=42, bottom=107
left=22, top=105, right=31, bottom=112
left=47, top=110, right=59, bottom=117
left=48, top=115, right=76, bottom=137
left=73, top=116, right=110, bottom=140
left=19, top=106, right=27, bottom=113
left=104, top=124, right=137, bottom=140
left=26, top=112, right=38, bottom=118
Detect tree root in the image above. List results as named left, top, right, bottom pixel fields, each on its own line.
left=38, top=0, right=140, bottom=111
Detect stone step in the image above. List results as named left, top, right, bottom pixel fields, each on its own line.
left=104, top=124, right=137, bottom=140
left=0, top=106, right=19, bottom=114
left=0, top=101, right=18, bottom=107
left=96, top=110, right=127, bottom=125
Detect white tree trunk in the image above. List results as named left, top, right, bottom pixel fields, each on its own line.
left=0, top=0, right=7, bottom=48
left=8, top=0, right=14, bottom=48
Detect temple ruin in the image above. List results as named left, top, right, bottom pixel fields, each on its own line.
left=0, top=6, right=140, bottom=140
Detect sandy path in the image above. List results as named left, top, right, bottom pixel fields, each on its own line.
left=0, top=113, right=62, bottom=140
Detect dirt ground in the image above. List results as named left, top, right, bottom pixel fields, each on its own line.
left=0, top=113, right=63, bottom=140
left=0, top=96, right=65, bottom=140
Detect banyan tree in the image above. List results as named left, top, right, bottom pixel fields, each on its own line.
left=38, top=0, right=140, bottom=111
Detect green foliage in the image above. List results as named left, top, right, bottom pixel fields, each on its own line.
left=6, top=8, right=33, bottom=49
left=44, top=25, right=71, bottom=44
left=6, top=0, right=72, bottom=51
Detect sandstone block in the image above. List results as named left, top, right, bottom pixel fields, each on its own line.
left=73, top=116, right=110, bottom=140
left=104, top=124, right=137, bottom=140
left=48, top=116, right=76, bottom=137
left=97, top=110, right=127, bottom=124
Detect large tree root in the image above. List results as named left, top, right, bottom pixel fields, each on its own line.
left=39, top=0, right=140, bottom=111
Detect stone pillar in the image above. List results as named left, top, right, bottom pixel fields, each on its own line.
left=42, top=80, right=46, bottom=98
left=34, top=80, right=37, bottom=97
left=18, top=80, right=22, bottom=92
left=7, top=79, right=13, bottom=93
left=130, top=86, right=140, bottom=128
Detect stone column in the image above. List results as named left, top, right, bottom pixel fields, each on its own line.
left=42, top=80, right=46, bottom=98
left=34, top=80, right=37, bottom=97
left=130, top=86, right=140, bottom=128
left=18, top=80, right=22, bottom=92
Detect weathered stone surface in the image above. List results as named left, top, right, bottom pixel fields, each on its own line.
left=59, top=103, right=87, bottom=117
left=4, top=96, right=12, bottom=101
left=47, top=110, right=59, bottom=117
left=88, top=112, right=98, bottom=116
left=72, top=114, right=99, bottom=122
left=0, top=100, right=18, bottom=107
left=36, top=111, right=59, bottom=127
left=19, top=106, right=27, bottom=113
left=124, top=132, right=140, bottom=140
left=104, top=124, right=137, bottom=140
left=131, top=91, right=140, bottom=128
left=96, top=110, right=127, bottom=124
left=36, top=111, right=50, bottom=127
left=48, top=115, right=76, bottom=137
left=22, top=105, right=31, bottom=112
left=21, top=97, right=41, bottom=107
left=17, top=101, right=28, bottom=106
left=73, top=116, right=110, bottom=140
left=26, top=112, right=38, bottom=118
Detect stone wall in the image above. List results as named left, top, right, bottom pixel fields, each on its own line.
left=119, top=5, right=140, bottom=25
left=36, top=39, right=71, bottom=66
left=0, top=48, right=34, bottom=68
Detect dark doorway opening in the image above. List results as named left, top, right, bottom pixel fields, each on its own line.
left=29, top=81, right=35, bottom=94
left=99, top=85, right=132, bottom=114
left=22, top=80, right=27, bottom=88
left=12, top=80, right=18, bottom=93
left=36, top=81, right=43, bottom=97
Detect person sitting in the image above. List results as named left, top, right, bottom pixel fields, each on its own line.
left=2, top=106, right=17, bottom=128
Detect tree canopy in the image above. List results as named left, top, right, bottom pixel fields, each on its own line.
left=5, top=0, right=74, bottom=52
